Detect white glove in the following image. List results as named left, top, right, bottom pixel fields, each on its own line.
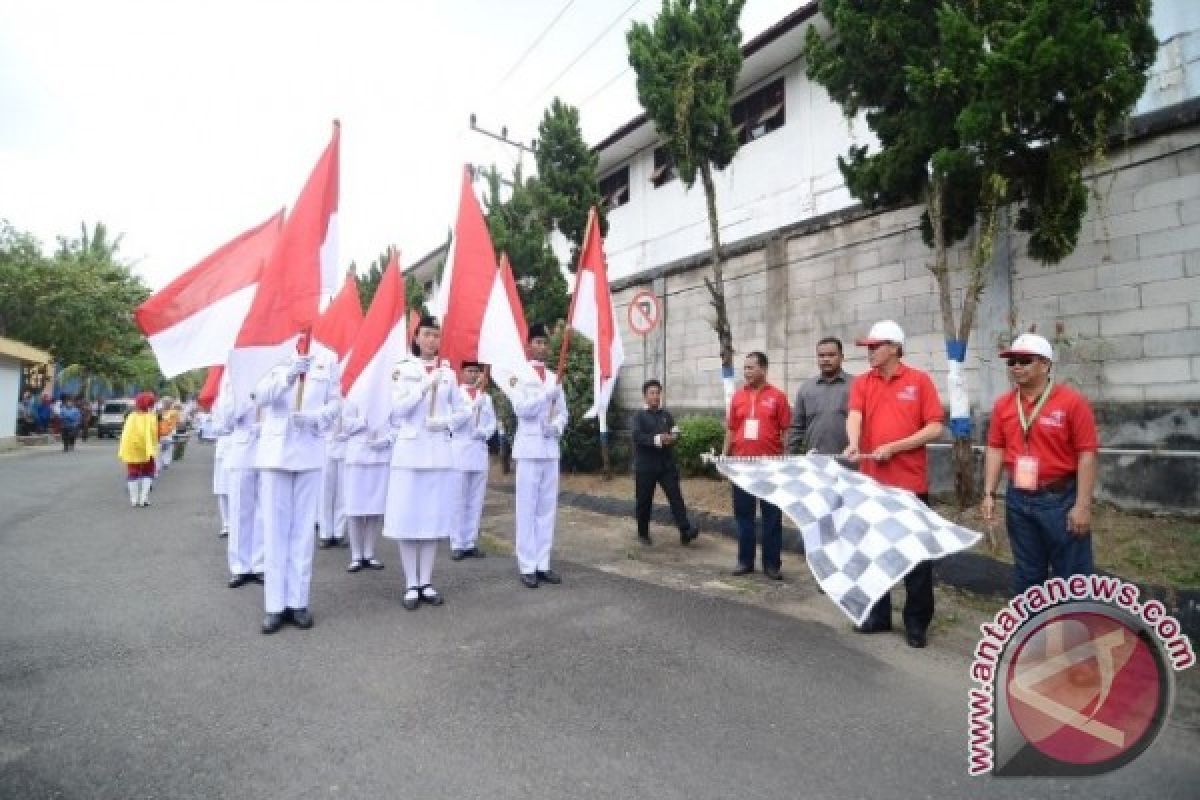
left=425, top=416, right=450, bottom=433
left=474, top=430, right=491, bottom=441
left=286, top=354, right=313, bottom=381
left=290, top=411, right=320, bottom=433
left=368, top=437, right=393, bottom=451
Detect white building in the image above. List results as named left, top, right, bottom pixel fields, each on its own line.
left=588, top=1, right=1200, bottom=512
left=0, top=336, right=52, bottom=449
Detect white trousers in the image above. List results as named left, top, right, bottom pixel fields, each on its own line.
left=159, top=437, right=174, bottom=470
left=319, top=457, right=347, bottom=541
left=216, top=494, right=230, bottom=531
left=226, top=467, right=263, bottom=576
left=259, top=469, right=320, bottom=613
left=452, top=469, right=488, bottom=551
left=348, top=515, right=383, bottom=561
left=515, top=458, right=559, bottom=574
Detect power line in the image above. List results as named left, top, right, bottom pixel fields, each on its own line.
left=488, top=0, right=581, bottom=96
left=526, top=0, right=644, bottom=108
left=579, top=66, right=631, bottom=108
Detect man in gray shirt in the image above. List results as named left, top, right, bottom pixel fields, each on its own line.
left=787, top=337, right=854, bottom=455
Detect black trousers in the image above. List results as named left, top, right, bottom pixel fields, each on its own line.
left=861, top=492, right=935, bottom=634
left=634, top=465, right=692, bottom=537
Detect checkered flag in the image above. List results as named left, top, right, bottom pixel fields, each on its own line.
left=707, top=455, right=981, bottom=626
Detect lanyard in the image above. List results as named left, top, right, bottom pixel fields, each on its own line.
left=747, top=388, right=760, bottom=420
left=1015, top=381, right=1053, bottom=448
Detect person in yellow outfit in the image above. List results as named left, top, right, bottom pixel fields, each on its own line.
left=119, top=391, right=160, bottom=507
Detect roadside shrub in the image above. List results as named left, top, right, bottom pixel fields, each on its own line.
left=675, top=414, right=725, bottom=476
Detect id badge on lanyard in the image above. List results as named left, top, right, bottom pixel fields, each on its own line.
left=1014, top=383, right=1052, bottom=490
left=742, top=390, right=760, bottom=441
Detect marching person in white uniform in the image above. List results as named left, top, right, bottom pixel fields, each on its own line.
left=211, top=400, right=232, bottom=540
left=383, top=316, right=468, bottom=610
left=512, top=323, right=568, bottom=589
left=216, top=372, right=265, bottom=590
left=317, top=413, right=349, bottom=549
left=450, top=360, right=496, bottom=561
left=340, top=400, right=389, bottom=573
left=252, top=344, right=341, bottom=633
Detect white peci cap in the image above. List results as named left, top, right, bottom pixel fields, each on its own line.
left=856, top=319, right=905, bottom=346
left=999, top=333, right=1054, bottom=362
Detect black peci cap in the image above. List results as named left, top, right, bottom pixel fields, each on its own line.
left=527, top=322, right=548, bottom=342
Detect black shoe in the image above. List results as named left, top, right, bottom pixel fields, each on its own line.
left=520, top=573, right=539, bottom=589
left=402, top=589, right=420, bottom=610
left=228, top=573, right=251, bottom=588
left=467, top=547, right=485, bottom=559
left=346, top=561, right=362, bottom=573
left=764, top=566, right=783, bottom=581
left=333, top=537, right=348, bottom=548
left=251, top=572, right=265, bottom=584
left=261, top=613, right=285, bottom=634
left=290, top=608, right=314, bottom=629
left=317, top=538, right=334, bottom=549
left=363, top=558, right=385, bottom=570
left=450, top=549, right=466, bottom=561
left=637, top=533, right=653, bottom=546
left=681, top=525, right=699, bottom=545
left=419, top=585, right=444, bottom=606
left=731, top=564, right=754, bottom=576
left=536, top=569, right=561, bottom=585
left=218, top=528, right=229, bottom=539
left=854, top=621, right=893, bottom=634
left=906, top=630, right=928, bottom=649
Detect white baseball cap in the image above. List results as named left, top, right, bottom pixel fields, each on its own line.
left=999, top=333, right=1054, bottom=362
left=856, top=320, right=905, bottom=346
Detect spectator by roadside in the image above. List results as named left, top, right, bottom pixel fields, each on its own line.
left=787, top=337, right=854, bottom=456
left=631, top=379, right=699, bottom=547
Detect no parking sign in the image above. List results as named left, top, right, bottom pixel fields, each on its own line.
left=627, top=289, right=661, bottom=336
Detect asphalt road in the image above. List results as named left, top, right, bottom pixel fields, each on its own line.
left=1, top=440, right=1197, bottom=799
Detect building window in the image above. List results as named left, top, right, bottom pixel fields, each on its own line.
left=731, top=76, right=785, bottom=145
left=599, top=165, right=630, bottom=209
left=651, top=146, right=676, bottom=188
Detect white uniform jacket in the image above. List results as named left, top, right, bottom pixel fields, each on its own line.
left=388, top=356, right=470, bottom=470
left=451, top=386, right=497, bottom=472
left=252, top=352, right=342, bottom=472
left=511, top=364, right=568, bottom=461
left=341, top=403, right=393, bottom=466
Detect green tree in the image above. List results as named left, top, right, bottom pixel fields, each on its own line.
left=483, top=165, right=569, bottom=327
left=533, top=97, right=608, bottom=269
left=356, top=249, right=428, bottom=315
left=806, top=0, right=1156, bottom=505
left=1, top=220, right=155, bottom=391
left=627, top=0, right=746, bottom=369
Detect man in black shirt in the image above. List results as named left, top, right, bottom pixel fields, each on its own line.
left=631, top=379, right=699, bottom=546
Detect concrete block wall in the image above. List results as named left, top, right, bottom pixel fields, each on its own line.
left=612, top=124, right=1200, bottom=510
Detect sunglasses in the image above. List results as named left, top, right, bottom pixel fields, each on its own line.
left=1007, top=356, right=1035, bottom=367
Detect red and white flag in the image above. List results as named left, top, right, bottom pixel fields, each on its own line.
left=228, top=121, right=341, bottom=403
left=498, top=251, right=528, bottom=344
left=196, top=365, right=225, bottom=412
left=134, top=211, right=283, bottom=378
left=341, top=249, right=407, bottom=433
left=311, top=269, right=363, bottom=366
left=569, top=207, right=624, bottom=428
left=437, top=166, right=498, bottom=369
left=479, top=257, right=538, bottom=400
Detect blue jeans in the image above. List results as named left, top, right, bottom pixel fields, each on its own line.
left=1005, top=485, right=1094, bottom=595
left=732, top=484, right=782, bottom=571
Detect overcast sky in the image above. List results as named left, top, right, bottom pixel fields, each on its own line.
left=0, top=0, right=799, bottom=289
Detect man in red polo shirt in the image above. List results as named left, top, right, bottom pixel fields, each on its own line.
left=843, top=320, right=945, bottom=647
left=723, top=351, right=792, bottom=579
left=981, top=333, right=1098, bottom=595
